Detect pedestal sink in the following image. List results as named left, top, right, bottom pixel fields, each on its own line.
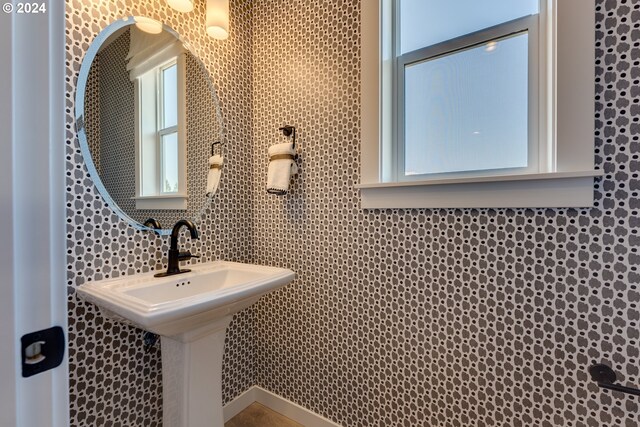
left=77, top=261, right=295, bottom=427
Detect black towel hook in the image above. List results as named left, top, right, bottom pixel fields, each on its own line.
left=589, top=363, right=640, bottom=397
left=211, top=141, right=223, bottom=156
left=279, top=125, right=296, bottom=149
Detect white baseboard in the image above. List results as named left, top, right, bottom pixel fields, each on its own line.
left=223, top=386, right=342, bottom=427
left=223, top=387, right=258, bottom=422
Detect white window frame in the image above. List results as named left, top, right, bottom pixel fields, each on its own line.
left=395, top=15, right=540, bottom=181
left=158, top=60, right=180, bottom=195
left=133, top=53, right=188, bottom=210
left=358, top=0, right=601, bottom=209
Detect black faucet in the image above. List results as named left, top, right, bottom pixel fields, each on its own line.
left=154, top=219, right=200, bottom=278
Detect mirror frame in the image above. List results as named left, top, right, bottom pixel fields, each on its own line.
left=75, top=16, right=225, bottom=236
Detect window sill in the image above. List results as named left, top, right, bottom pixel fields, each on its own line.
left=133, top=194, right=188, bottom=210
left=356, top=170, right=603, bottom=209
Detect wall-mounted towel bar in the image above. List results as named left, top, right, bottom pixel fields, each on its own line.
left=589, top=364, right=640, bottom=397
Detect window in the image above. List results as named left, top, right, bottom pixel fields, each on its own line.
left=398, top=4, right=536, bottom=179
left=159, top=62, right=180, bottom=193
left=359, top=0, right=600, bottom=208
left=134, top=54, right=187, bottom=210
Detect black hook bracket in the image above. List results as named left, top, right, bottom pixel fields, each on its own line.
left=143, top=331, right=159, bottom=354
left=589, top=364, right=640, bottom=397
left=211, top=141, right=223, bottom=156
left=279, top=125, right=296, bottom=149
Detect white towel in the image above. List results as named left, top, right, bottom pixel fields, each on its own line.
left=267, top=142, right=298, bottom=195
left=206, top=155, right=223, bottom=195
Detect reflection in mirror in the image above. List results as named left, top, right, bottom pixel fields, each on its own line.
left=77, top=17, right=223, bottom=234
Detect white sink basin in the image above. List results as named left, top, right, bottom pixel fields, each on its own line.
left=78, top=260, right=295, bottom=339
left=78, top=260, right=295, bottom=427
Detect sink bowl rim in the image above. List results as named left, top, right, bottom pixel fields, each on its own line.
left=77, top=260, right=295, bottom=330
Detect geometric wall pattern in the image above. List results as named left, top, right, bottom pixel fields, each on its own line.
left=251, top=0, right=640, bottom=426
left=84, top=54, right=101, bottom=172
left=95, top=29, right=137, bottom=220
left=66, top=0, right=640, bottom=426
left=65, top=0, right=255, bottom=425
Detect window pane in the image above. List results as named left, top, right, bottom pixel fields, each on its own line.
left=162, top=132, right=179, bottom=193
left=400, top=0, right=539, bottom=54
left=404, top=33, right=529, bottom=176
left=162, top=64, right=178, bottom=128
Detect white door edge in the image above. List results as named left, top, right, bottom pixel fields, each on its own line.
left=0, top=1, right=69, bottom=425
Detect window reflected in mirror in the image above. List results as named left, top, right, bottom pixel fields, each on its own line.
left=129, top=27, right=187, bottom=208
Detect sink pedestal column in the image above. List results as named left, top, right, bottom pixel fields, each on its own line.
left=161, top=316, right=232, bottom=427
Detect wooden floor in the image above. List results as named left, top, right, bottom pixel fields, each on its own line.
left=225, top=403, right=304, bottom=427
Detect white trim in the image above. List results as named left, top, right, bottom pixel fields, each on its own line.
left=222, top=387, right=258, bottom=422
left=134, top=194, right=188, bottom=210
left=360, top=175, right=598, bottom=209
left=134, top=80, right=141, bottom=198
left=0, top=7, right=17, bottom=427
left=555, top=0, right=595, bottom=172
left=132, top=194, right=189, bottom=199
left=357, top=170, right=602, bottom=188
left=127, top=35, right=185, bottom=81
left=361, top=0, right=381, bottom=183
left=360, top=0, right=597, bottom=208
left=0, top=1, right=69, bottom=425
left=539, top=0, right=554, bottom=172
left=177, top=53, right=187, bottom=195
left=138, top=69, right=159, bottom=196
left=223, top=386, right=343, bottom=427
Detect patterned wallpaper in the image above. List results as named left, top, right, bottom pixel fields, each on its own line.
left=95, top=29, right=137, bottom=220
left=84, top=56, right=101, bottom=172
left=65, top=0, right=254, bottom=425
left=251, top=1, right=640, bottom=427
left=184, top=52, right=223, bottom=227
left=66, top=0, right=640, bottom=426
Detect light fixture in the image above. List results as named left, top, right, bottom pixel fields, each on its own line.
left=134, top=16, right=164, bottom=34
left=206, top=0, right=230, bottom=40
left=485, top=41, right=498, bottom=52
left=167, top=0, right=194, bottom=13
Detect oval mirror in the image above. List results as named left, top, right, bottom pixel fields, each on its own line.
left=75, top=16, right=224, bottom=235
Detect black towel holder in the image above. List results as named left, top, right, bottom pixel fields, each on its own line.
left=211, top=141, right=224, bottom=156
left=279, top=125, right=297, bottom=149
left=589, top=363, right=640, bottom=397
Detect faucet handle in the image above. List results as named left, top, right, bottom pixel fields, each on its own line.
left=178, top=251, right=200, bottom=261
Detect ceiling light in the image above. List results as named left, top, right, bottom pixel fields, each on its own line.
left=207, top=0, right=230, bottom=40
left=134, top=17, right=163, bottom=34
left=167, top=0, right=194, bottom=13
